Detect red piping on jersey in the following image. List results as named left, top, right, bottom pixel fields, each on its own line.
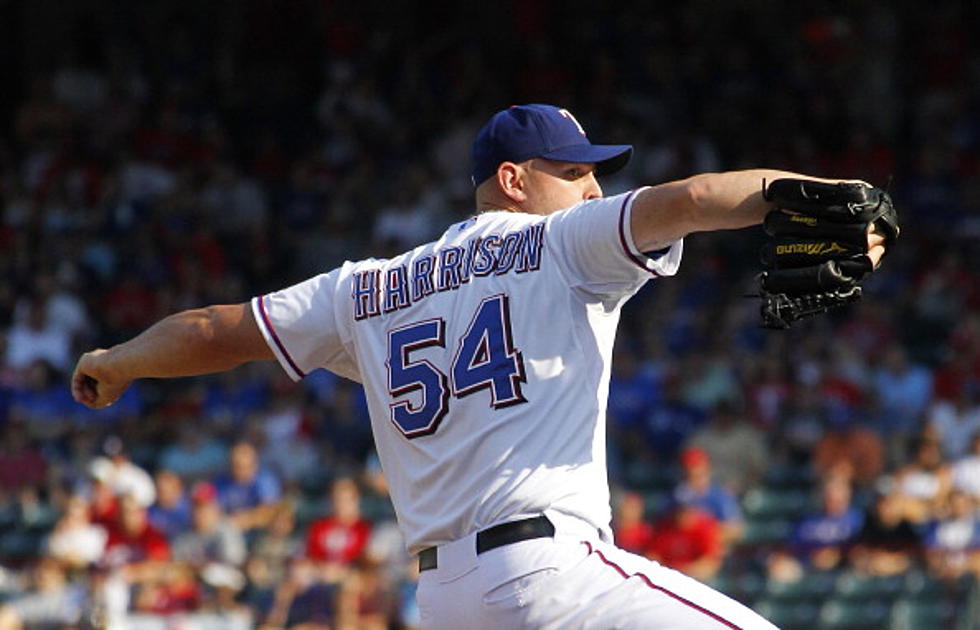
left=257, top=295, right=306, bottom=379
left=618, top=190, right=664, bottom=277
left=582, top=541, right=742, bottom=630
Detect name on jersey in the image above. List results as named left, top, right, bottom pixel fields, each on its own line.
left=351, top=224, right=544, bottom=320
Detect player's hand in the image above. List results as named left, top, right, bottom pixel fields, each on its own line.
left=71, top=349, right=131, bottom=409
left=867, top=224, right=886, bottom=268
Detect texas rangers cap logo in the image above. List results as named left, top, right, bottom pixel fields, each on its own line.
left=558, top=109, right=587, bottom=136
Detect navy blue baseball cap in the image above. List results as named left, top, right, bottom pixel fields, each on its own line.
left=471, top=104, right=633, bottom=186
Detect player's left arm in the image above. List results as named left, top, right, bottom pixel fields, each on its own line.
left=72, top=303, right=274, bottom=409
left=630, top=169, right=886, bottom=264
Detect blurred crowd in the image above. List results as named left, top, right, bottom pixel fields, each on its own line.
left=1, top=1, right=980, bottom=628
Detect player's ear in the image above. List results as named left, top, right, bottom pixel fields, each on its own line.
left=497, top=162, right=528, bottom=203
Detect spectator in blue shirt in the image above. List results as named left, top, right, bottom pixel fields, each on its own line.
left=642, top=376, right=707, bottom=459
left=872, top=346, right=933, bottom=460
left=158, top=423, right=229, bottom=481
left=211, top=441, right=282, bottom=531
left=147, top=470, right=192, bottom=540
left=673, top=446, right=743, bottom=545
left=793, top=475, right=864, bottom=570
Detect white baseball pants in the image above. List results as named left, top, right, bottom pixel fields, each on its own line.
left=416, top=511, right=777, bottom=630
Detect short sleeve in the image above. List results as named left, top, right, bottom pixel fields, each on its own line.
left=251, top=269, right=361, bottom=382
left=545, top=189, right=683, bottom=299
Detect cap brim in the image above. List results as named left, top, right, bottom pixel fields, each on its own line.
left=541, top=144, right=633, bottom=177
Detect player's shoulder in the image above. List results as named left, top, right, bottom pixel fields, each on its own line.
left=457, top=210, right=544, bottom=234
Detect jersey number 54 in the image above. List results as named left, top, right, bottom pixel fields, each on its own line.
left=385, top=294, right=527, bottom=438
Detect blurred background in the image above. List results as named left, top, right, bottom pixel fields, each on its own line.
left=1, top=0, right=979, bottom=628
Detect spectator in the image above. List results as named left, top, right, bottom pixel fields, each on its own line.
left=88, top=435, right=156, bottom=508
left=202, top=368, right=268, bottom=426
left=951, top=432, right=980, bottom=499
left=687, top=401, right=766, bottom=494
left=131, top=562, right=201, bottom=615
left=927, top=387, right=980, bottom=460
left=102, top=494, right=170, bottom=570
left=612, top=491, right=655, bottom=555
left=743, top=355, right=793, bottom=430
left=212, top=441, right=282, bottom=531
left=87, top=469, right=120, bottom=530
left=371, top=169, right=443, bottom=251
left=45, top=494, right=107, bottom=569
left=306, top=478, right=372, bottom=573
left=263, top=556, right=337, bottom=629
left=7, top=360, right=76, bottom=441
left=680, top=351, right=740, bottom=413
left=172, top=481, right=247, bottom=569
left=777, top=385, right=827, bottom=464
left=148, top=470, right=192, bottom=540
left=0, top=427, right=47, bottom=501
left=849, top=490, right=922, bottom=577
left=646, top=497, right=723, bottom=581
left=363, top=517, right=413, bottom=595
left=608, top=342, right=662, bottom=432
left=641, top=375, right=706, bottom=460
left=0, top=558, right=86, bottom=630
left=337, top=557, right=397, bottom=630
left=158, top=423, right=229, bottom=481
left=607, top=343, right=662, bottom=465
left=249, top=503, right=303, bottom=585
left=872, top=346, right=933, bottom=459
left=812, top=409, right=885, bottom=487
left=673, top=447, right=743, bottom=544
left=792, top=476, right=863, bottom=570
left=891, top=437, right=952, bottom=523
left=923, top=491, right=980, bottom=579
left=4, top=297, right=72, bottom=373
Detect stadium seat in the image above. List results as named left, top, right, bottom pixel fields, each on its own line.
left=833, top=571, right=904, bottom=602
left=901, top=570, right=944, bottom=600
left=621, top=459, right=677, bottom=491
left=737, top=517, right=792, bottom=547
left=0, top=530, right=44, bottom=561
left=764, top=570, right=836, bottom=603
left=294, top=497, right=328, bottom=527
left=753, top=598, right=820, bottom=630
left=741, top=487, right=810, bottom=520
left=708, top=557, right=767, bottom=604
left=761, top=463, right=815, bottom=490
left=641, top=490, right=671, bottom=518
left=0, top=506, right=17, bottom=530
left=360, top=493, right=396, bottom=522
left=889, top=598, right=957, bottom=630
left=818, top=598, right=891, bottom=628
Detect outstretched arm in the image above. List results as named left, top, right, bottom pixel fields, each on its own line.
left=630, top=169, right=881, bottom=250
left=72, top=303, right=274, bottom=409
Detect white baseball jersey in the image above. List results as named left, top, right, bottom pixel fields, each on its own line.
left=251, top=189, right=682, bottom=554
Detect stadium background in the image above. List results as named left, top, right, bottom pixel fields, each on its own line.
left=1, top=0, right=979, bottom=628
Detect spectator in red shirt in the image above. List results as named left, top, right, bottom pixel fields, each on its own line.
left=306, top=478, right=371, bottom=571
left=613, top=491, right=655, bottom=555
left=646, top=497, right=723, bottom=581
left=103, top=494, right=170, bottom=570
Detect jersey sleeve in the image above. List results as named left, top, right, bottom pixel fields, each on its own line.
left=251, top=268, right=361, bottom=382
left=544, top=188, right=683, bottom=299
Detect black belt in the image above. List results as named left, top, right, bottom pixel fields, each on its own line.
left=418, top=515, right=556, bottom=571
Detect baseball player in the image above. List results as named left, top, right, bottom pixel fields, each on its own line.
left=73, top=104, right=888, bottom=629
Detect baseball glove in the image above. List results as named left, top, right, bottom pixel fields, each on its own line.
left=756, top=178, right=899, bottom=329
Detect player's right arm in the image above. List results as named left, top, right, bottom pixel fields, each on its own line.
left=72, top=303, right=273, bottom=409
left=629, top=169, right=881, bottom=252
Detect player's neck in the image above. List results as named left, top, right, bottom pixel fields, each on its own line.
left=475, top=193, right=523, bottom=214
